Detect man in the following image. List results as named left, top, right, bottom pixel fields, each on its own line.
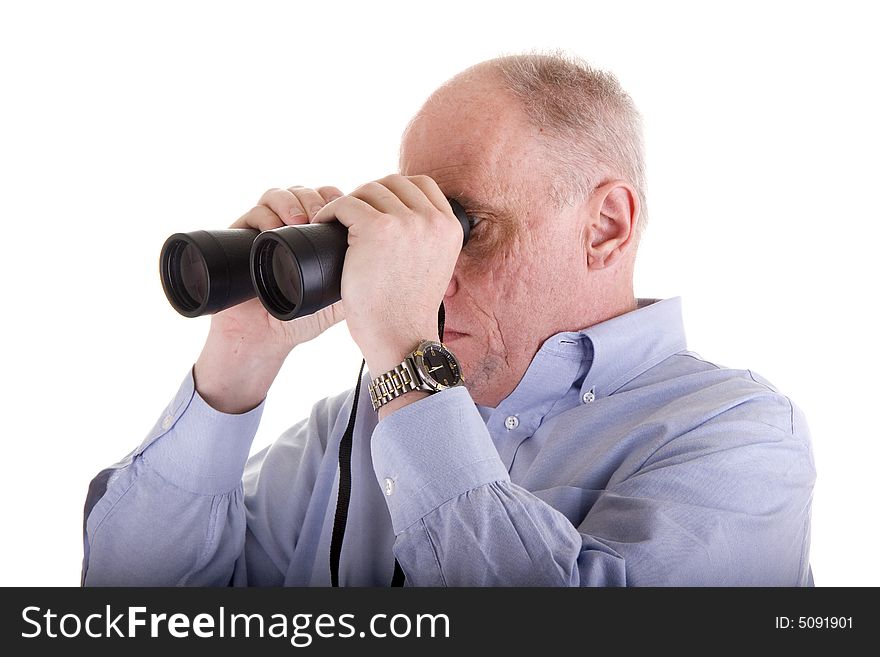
left=82, top=53, right=815, bottom=586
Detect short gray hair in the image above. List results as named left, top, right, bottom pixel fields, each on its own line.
left=475, top=50, right=648, bottom=236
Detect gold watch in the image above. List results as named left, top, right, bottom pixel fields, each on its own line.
left=368, top=340, right=464, bottom=412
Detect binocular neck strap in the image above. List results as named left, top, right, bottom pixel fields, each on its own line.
left=330, top=302, right=446, bottom=587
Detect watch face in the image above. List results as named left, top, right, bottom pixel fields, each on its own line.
left=417, top=341, right=463, bottom=389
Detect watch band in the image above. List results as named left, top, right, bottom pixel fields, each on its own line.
left=368, top=358, right=421, bottom=411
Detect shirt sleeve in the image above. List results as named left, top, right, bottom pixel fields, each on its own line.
left=370, top=386, right=815, bottom=586
left=82, top=368, right=264, bottom=586
left=83, top=366, right=355, bottom=587
left=370, top=386, right=625, bottom=586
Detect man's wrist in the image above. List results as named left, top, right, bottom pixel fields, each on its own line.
left=194, top=337, right=289, bottom=414
left=364, top=333, right=439, bottom=380
left=365, top=333, right=440, bottom=420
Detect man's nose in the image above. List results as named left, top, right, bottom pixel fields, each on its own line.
left=444, top=274, right=458, bottom=299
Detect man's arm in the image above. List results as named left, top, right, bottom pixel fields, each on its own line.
left=82, top=369, right=345, bottom=586
left=82, top=369, right=263, bottom=585
left=370, top=386, right=623, bottom=586
left=371, top=386, right=816, bottom=586
left=83, top=184, right=349, bottom=585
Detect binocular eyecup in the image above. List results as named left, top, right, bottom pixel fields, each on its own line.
left=160, top=229, right=258, bottom=318
left=160, top=198, right=471, bottom=321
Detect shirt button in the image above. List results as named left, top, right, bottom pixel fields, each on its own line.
left=161, top=415, right=174, bottom=430
left=504, top=415, right=519, bottom=430
left=383, top=478, right=395, bottom=496
left=582, top=389, right=595, bottom=404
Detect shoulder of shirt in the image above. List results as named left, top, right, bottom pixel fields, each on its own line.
left=611, top=349, right=805, bottom=440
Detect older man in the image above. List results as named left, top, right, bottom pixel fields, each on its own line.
left=82, top=53, right=815, bottom=586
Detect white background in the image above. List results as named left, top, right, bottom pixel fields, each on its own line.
left=1, top=0, right=877, bottom=586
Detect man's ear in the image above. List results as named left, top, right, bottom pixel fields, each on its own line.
left=583, top=180, right=639, bottom=270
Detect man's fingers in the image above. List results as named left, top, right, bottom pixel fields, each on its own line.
left=229, top=204, right=286, bottom=231
left=320, top=175, right=449, bottom=224
left=316, top=186, right=345, bottom=204
left=373, top=174, right=449, bottom=218
left=311, top=194, right=384, bottom=227
left=288, top=185, right=343, bottom=222
left=245, top=186, right=345, bottom=229
left=347, top=181, right=411, bottom=216
left=402, top=174, right=451, bottom=216
left=310, top=175, right=456, bottom=237
left=238, top=177, right=449, bottom=234
left=253, top=187, right=307, bottom=225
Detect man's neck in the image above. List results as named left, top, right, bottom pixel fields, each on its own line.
left=466, top=292, right=638, bottom=408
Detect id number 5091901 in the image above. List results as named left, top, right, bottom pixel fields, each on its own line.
left=775, top=617, right=853, bottom=629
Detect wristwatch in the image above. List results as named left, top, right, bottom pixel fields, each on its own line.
left=368, top=340, right=464, bottom=411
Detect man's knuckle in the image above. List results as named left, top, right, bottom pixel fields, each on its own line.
left=317, top=185, right=343, bottom=199
left=349, top=182, right=370, bottom=198
left=236, top=205, right=276, bottom=230
left=380, top=173, right=404, bottom=185
left=365, top=181, right=388, bottom=194
left=258, top=187, right=283, bottom=203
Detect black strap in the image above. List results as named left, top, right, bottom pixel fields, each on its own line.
left=329, top=357, right=364, bottom=587
left=437, top=300, right=446, bottom=339
left=330, top=301, right=446, bottom=587
left=390, top=559, right=406, bottom=587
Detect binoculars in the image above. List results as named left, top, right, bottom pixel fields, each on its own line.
left=160, top=198, right=472, bottom=321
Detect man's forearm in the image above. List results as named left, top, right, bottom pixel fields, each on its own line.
left=194, top=333, right=287, bottom=414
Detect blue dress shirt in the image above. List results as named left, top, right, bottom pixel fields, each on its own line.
left=82, top=297, right=815, bottom=586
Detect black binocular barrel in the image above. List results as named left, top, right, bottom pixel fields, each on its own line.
left=160, top=229, right=259, bottom=317
left=250, top=221, right=348, bottom=321
left=250, top=198, right=471, bottom=321
left=159, top=198, right=471, bottom=320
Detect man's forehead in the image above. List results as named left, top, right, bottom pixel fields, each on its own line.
left=400, top=89, right=533, bottom=207
left=405, top=157, right=520, bottom=218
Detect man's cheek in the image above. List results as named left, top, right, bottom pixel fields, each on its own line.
left=462, top=235, right=498, bottom=262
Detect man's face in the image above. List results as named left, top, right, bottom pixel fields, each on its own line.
left=399, top=74, right=590, bottom=407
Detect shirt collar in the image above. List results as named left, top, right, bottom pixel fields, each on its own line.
left=577, top=296, right=687, bottom=400
left=477, top=297, right=687, bottom=422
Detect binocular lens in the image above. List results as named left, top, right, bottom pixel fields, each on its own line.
left=272, top=243, right=302, bottom=309
left=251, top=221, right=348, bottom=321
left=253, top=239, right=304, bottom=317
left=179, top=243, right=208, bottom=309
left=159, top=229, right=260, bottom=318
left=162, top=240, right=209, bottom=312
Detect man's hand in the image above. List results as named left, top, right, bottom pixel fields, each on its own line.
left=193, top=185, right=346, bottom=414
left=310, top=174, right=463, bottom=379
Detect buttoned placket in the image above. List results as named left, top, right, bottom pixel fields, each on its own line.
left=483, top=337, right=588, bottom=471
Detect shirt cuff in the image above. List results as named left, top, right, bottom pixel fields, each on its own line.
left=138, top=368, right=265, bottom=495
left=370, top=385, right=510, bottom=533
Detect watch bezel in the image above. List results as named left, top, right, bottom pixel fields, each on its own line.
left=411, top=340, right=463, bottom=391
